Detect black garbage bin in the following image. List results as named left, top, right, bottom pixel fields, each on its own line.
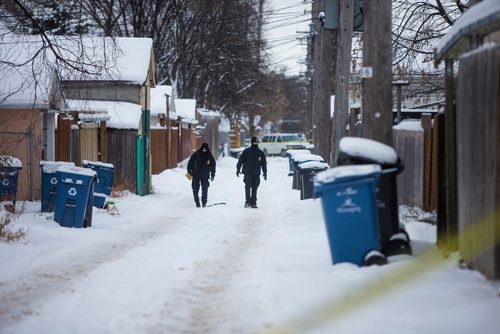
left=299, top=161, right=329, bottom=200
left=292, top=153, right=324, bottom=190
left=337, top=137, right=412, bottom=256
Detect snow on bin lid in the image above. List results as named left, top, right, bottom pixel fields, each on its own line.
left=57, top=165, right=97, bottom=177
left=82, top=160, right=114, bottom=169
left=287, top=149, right=311, bottom=156
left=292, top=153, right=324, bottom=163
left=0, top=156, right=22, bottom=168
left=299, top=161, right=329, bottom=170
left=339, top=137, right=397, bottom=165
left=40, top=161, right=76, bottom=173
left=315, top=164, right=381, bottom=185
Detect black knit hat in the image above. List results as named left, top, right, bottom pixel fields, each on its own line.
left=251, top=136, right=259, bottom=144
left=201, top=143, right=210, bottom=151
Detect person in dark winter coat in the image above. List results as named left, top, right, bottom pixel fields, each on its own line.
left=236, top=136, right=267, bottom=208
left=187, top=143, right=216, bottom=207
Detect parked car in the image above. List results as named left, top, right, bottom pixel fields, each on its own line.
left=260, top=133, right=307, bottom=157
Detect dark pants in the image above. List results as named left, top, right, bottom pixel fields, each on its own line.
left=192, top=177, right=209, bottom=205
left=243, top=174, right=260, bottom=205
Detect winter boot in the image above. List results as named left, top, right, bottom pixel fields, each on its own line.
left=244, top=202, right=250, bottom=208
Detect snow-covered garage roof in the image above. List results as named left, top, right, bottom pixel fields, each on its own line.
left=174, top=99, right=198, bottom=124
left=58, top=36, right=154, bottom=85
left=66, top=99, right=142, bottom=129
left=0, top=35, right=63, bottom=109
left=435, top=0, right=500, bottom=61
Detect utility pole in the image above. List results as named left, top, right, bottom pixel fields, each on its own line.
left=332, top=0, right=354, bottom=165
left=361, top=0, right=393, bottom=146
left=311, top=0, right=337, bottom=162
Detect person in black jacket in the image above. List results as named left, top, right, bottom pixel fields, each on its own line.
left=236, top=136, right=267, bottom=208
left=187, top=143, right=216, bottom=207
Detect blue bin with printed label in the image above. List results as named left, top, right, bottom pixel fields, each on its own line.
left=0, top=156, right=22, bottom=209
left=54, top=166, right=96, bottom=228
left=82, top=160, right=114, bottom=208
left=314, top=164, right=386, bottom=266
left=40, top=161, right=75, bottom=212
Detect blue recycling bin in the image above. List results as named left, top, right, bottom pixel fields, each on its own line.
left=0, top=156, right=22, bottom=208
left=287, top=149, right=311, bottom=176
left=82, top=160, right=114, bottom=208
left=54, top=166, right=96, bottom=228
left=314, top=164, right=386, bottom=266
left=40, top=161, right=75, bottom=212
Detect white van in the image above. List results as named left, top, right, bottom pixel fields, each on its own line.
left=260, top=133, right=307, bottom=157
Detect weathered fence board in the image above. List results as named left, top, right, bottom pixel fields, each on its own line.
left=107, top=129, right=137, bottom=193
left=394, top=124, right=424, bottom=208
left=456, top=46, right=500, bottom=279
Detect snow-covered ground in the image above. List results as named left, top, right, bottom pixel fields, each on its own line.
left=1, top=156, right=499, bottom=334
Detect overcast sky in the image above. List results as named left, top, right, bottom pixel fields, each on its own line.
left=264, top=0, right=311, bottom=76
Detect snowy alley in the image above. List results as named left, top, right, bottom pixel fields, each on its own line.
left=1, top=156, right=500, bottom=334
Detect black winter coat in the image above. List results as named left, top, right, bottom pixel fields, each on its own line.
left=187, top=149, right=216, bottom=179
left=237, top=145, right=267, bottom=176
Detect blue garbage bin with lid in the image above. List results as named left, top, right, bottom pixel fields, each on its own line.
left=292, top=153, right=324, bottom=190
left=54, top=166, right=96, bottom=228
left=314, top=164, right=387, bottom=266
left=287, top=149, right=311, bottom=176
left=40, top=161, right=75, bottom=212
left=0, top=155, right=22, bottom=209
left=82, top=160, right=114, bottom=208
left=299, top=161, right=329, bottom=200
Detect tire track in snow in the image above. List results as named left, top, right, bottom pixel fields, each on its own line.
left=152, top=210, right=266, bottom=334
left=0, top=216, right=181, bottom=329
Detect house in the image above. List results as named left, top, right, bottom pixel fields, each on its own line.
left=0, top=35, right=65, bottom=201
left=59, top=37, right=156, bottom=195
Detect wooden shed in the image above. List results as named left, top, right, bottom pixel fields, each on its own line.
left=60, top=37, right=156, bottom=195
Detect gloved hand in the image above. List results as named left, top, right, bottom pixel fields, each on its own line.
left=236, top=171, right=240, bottom=177
left=263, top=174, right=267, bottom=181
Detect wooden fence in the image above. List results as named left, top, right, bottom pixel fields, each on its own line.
left=455, top=46, right=500, bottom=279
left=150, top=126, right=184, bottom=175
left=393, top=114, right=438, bottom=211
left=107, top=129, right=137, bottom=193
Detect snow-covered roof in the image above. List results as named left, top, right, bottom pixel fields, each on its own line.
left=58, top=36, right=154, bottom=84
left=66, top=99, right=142, bottom=129
left=435, top=0, right=500, bottom=61
left=197, top=108, right=221, bottom=118
left=174, top=99, right=197, bottom=124
left=0, top=35, right=62, bottom=109
left=150, top=85, right=177, bottom=120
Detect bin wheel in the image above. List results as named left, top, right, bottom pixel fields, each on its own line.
left=363, top=250, right=387, bottom=266
left=382, top=232, right=412, bottom=256
left=280, top=149, right=287, bottom=157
